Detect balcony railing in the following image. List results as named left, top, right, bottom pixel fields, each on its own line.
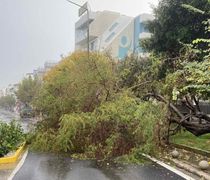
left=75, top=30, right=88, bottom=43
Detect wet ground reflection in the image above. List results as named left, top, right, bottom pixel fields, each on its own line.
left=13, top=152, right=185, bottom=180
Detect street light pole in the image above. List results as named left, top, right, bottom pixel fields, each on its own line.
left=87, top=10, right=90, bottom=59
left=66, top=0, right=90, bottom=59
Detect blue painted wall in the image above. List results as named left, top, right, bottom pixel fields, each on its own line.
left=118, top=35, right=132, bottom=59
left=133, top=15, right=149, bottom=54
left=117, top=15, right=150, bottom=60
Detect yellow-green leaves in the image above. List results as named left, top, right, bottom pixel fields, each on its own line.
left=34, top=52, right=117, bottom=126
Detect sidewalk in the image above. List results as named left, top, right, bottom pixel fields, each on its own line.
left=0, top=163, right=16, bottom=180
left=160, top=145, right=210, bottom=179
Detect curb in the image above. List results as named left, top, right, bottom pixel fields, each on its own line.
left=142, top=153, right=195, bottom=180
left=170, top=143, right=210, bottom=158
left=8, top=149, right=28, bottom=180
left=171, top=158, right=210, bottom=180
left=0, top=142, right=26, bottom=164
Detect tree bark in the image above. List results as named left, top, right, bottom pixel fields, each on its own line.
left=146, top=93, right=210, bottom=136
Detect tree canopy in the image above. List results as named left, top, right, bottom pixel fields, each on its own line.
left=0, top=95, right=16, bottom=111
left=33, top=52, right=117, bottom=127
left=142, top=0, right=210, bottom=57
left=16, top=76, right=41, bottom=106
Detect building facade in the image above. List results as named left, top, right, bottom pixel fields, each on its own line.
left=75, top=10, right=153, bottom=59
left=26, top=62, right=58, bottom=80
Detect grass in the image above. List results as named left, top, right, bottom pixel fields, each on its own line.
left=170, top=130, right=210, bottom=152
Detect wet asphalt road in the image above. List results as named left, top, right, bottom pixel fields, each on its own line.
left=0, top=109, right=35, bottom=132
left=13, top=152, right=185, bottom=180
left=0, top=109, right=19, bottom=123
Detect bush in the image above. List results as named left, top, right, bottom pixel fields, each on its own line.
left=0, top=121, right=25, bottom=157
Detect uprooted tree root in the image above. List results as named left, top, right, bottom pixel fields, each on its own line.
left=146, top=93, right=210, bottom=137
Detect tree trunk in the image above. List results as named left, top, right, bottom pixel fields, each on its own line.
left=146, top=93, right=210, bottom=136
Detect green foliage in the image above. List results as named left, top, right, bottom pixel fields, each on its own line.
left=163, top=52, right=210, bottom=100
left=0, top=95, right=16, bottom=111
left=181, top=59, right=210, bottom=99
left=142, top=0, right=210, bottom=57
left=180, top=3, right=210, bottom=99
left=16, top=76, right=41, bottom=105
left=0, top=121, right=25, bottom=157
left=29, top=129, right=56, bottom=152
left=118, top=55, right=148, bottom=88
left=33, top=52, right=117, bottom=127
left=133, top=102, right=167, bottom=153
left=181, top=4, right=205, bottom=14
left=171, top=130, right=210, bottom=152
left=162, top=2, right=210, bottom=100
left=55, top=112, right=93, bottom=153
left=185, top=2, right=210, bottom=60
left=31, top=92, right=167, bottom=159
left=118, top=54, right=164, bottom=98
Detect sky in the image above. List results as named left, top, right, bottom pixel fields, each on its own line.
left=0, top=0, right=159, bottom=89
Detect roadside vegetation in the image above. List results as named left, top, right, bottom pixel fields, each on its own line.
left=0, top=121, right=25, bottom=157
left=0, top=95, right=16, bottom=111
left=15, top=0, right=209, bottom=162
left=16, top=76, right=41, bottom=107
left=30, top=93, right=167, bottom=160
left=171, top=131, right=210, bottom=152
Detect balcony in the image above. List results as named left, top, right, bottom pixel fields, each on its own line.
left=75, top=28, right=97, bottom=45
left=75, top=12, right=98, bottom=30
left=75, top=29, right=88, bottom=44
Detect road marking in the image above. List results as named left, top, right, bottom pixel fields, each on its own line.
left=7, top=149, right=28, bottom=180
left=142, top=153, right=195, bottom=180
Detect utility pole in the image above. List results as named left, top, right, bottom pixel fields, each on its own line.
left=66, top=0, right=90, bottom=60
left=87, top=10, right=90, bottom=59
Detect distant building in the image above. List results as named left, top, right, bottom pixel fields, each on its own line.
left=75, top=10, right=153, bottom=59
left=33, top=68, right=46, bottom=79
left=29, top=62, right=58, bottom=80
left=4, top=83, right=18, bottom=97
left=44, top=62, right=58, bottom=72
left=0, top=89, right=4, bottom=97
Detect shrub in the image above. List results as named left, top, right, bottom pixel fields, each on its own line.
left=29, top=128, right=57, bottom=152
left=0, top=121, right=25, bottom=157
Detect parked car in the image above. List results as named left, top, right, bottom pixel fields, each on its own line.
left=20, top=107, right=35, bottom=118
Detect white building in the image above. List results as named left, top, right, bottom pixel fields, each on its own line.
left=4, top=84, right=18, bottom=97
left=29, top=62, right=58, bottom=80
left=0, top=89, right=4, bottom=97
left=75, top=10, right=153, bottom=59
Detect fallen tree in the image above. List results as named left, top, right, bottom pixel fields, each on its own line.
left=146, top=93, right=210, bottom=137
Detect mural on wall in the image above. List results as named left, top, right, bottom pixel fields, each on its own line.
left=118, top=35, right=132, bottom=60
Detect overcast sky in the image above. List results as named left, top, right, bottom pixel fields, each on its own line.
left=0, top=0, right=158, bottom=89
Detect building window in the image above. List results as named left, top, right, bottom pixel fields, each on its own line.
left=105, top=32, right=116, bottom=43
left=140, top=23, right=149, bottom=33
left=90, top=40, right=97, bottom=51
left=109, top=22, right=119, bottom=32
